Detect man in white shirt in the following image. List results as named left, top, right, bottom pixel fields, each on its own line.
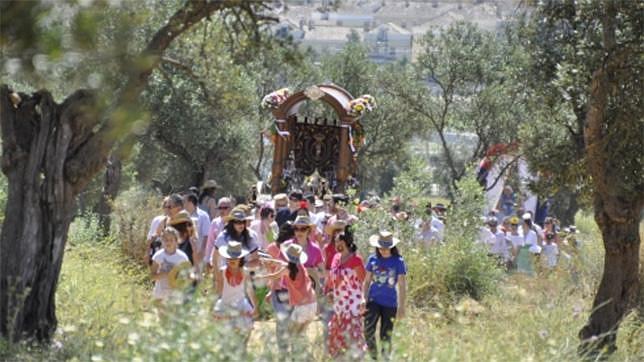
left=183, top=192, right=210, bottom=261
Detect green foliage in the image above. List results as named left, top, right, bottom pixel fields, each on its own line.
left=391, top=22, right=524, bottom=196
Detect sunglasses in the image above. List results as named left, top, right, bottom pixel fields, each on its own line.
left=218, top=206, right=230, bottom=210
left=232, top=220, right=246, bottom=225
left=293, top=226, right=309, bottom=232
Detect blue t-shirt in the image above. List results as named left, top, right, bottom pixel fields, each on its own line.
left=365, top=254, right=407, bottom=308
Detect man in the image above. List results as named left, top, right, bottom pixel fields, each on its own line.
left=183, top=192, right=210, bottom=264
left=204, top=197, right=233, bottom=266
left=276, top=190, right=303, bottom=226
left=431, top=203, right=446, bottom=241
left=273, top=193, right=290, bottom=227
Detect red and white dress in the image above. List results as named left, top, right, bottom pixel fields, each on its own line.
left=327, top=253, right=367, bottom=357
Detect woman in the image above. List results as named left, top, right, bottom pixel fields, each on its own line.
left=199, top=179, right=219, bottom=220
left=168, top=210, right=199, bottom=265
left=250, top=206, right=278, bottom=249
left=362, top=231, right=407, bottom=361
left=282, top=216, right=325, bottom=292
left=256, top=243, right=317, bottom=357
left=326, top=227, right=367, bottom=358
left=212, top=208, right=260, bottom=291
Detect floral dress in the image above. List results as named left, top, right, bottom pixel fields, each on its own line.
left=327, top=253, right=367, bottom=357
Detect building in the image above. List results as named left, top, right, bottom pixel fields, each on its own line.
left=364, top=22, right=413, bottom=63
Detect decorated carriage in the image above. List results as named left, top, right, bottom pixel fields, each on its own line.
left=261, top=84, right=375, bottom=195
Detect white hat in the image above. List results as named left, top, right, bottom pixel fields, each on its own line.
left=280, top=243, right=308, bottom=265
left=522, top=213, right=532, bottom=221
left=369, top=231, right=400, bottom=249
left=219, top=241, right=250, bottom=259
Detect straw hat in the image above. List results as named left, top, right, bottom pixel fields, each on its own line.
left=280, top=243, right=308, bottom=265
left=218, top=241, right=250, bottom=260
left=224, top=208, right=253, bottom=223
left=167, top=261, right=192, bottom=289
left=202, top=179, right=219, bottom=190
left=169, top=210, right=192, bottom=226
left=509, top=216, right=520, bottom=225
left=324, top=219, right=347, bottom=235
left=292, top=215, right=315, bottom=227
left=369, top=231, right=400, bottom=249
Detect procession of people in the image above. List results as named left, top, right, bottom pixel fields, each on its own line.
left=146, top=179, right=579, bottom=360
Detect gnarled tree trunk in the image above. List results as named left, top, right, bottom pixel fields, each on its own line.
left=0, top=87, right=98, bottom=341
left=0, top=0, right=262, bottom=343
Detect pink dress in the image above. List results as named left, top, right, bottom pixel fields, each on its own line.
left=327, top=253, right=367, bottom=357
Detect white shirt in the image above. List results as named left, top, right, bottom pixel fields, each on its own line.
left=152, top=249, right=189, bottom=300
left=431, top=216, right=445, bottom=241
left=249, top=220, right=278, bottom=249
left=191, top=208, right=211, bottom=252
left=542, top=243, right=559, bottom=268
left=147, top=215, right=166, bottom=241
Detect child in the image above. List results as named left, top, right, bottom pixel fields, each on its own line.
left=362, top=231, right=407, bottom=361
left=213, top=240, right=258, bottom=345
left=150, top=227, right=190, bottom=302
left=256, top=243, right=317, bottom=357
left=542, top=232, right=559, bottom=269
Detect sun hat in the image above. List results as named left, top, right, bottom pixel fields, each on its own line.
left=292, top=215, right=315, bottom=227
left=167, top=261, right=193, bottom=289
left=314, top=199, right=324, bottom=208
left=487, top=216, right=498, bottom=225
left=202, top=179, right=219, bottom=190
left=369, top=230, right=400, bottom=249
left=169, top=210, right=192, bottom=226
left=522, top=212, right=532, bottom=221
left=281, top=243, right=308, bottom=264
left=324, top=218, right=348, bottom=235
left=225, top=208, right=253, bottom=223
left=218, top=241, right=250, bottom=260
left=509, top=216, right=520, bottom=225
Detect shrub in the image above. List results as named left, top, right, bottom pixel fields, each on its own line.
left=112, top=186, right=163, bottom=264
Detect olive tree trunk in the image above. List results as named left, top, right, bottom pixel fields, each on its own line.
left=0, top=0, right=254, bottom=343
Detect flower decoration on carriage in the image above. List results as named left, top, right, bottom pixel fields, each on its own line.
left=347, top=94, right=377, bottom=117
left=261, top=88, right=291, bottom=109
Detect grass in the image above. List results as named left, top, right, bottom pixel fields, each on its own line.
left=1, top=212, right=642, bottom=361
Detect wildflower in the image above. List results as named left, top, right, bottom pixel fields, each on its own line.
left=118, top=317, right=131, bottom=325
left=62, top=324, right=77, bottom=333
left=94, top=340, right=104, bottom=348
left=127, top=332, right=140, bottom=345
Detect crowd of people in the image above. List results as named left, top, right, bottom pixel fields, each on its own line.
left=146, top=183, right=407, bottom=360
left=144, top=180, right=581, bottom=360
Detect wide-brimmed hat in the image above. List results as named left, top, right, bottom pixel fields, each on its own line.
left=169, top=210, right=192, bottom=226
left=433, top=203, right=447, bottom=211
left=224, top=208, right=253, bottom=223
left=280, top=243, right=308, bottom=265
left=202, top=179, right=219, bottom=190
left=369, top=231, right=400, bottom=249
left=219, top=241, right=250, bottom=260
left=324, top=219, right=347, bottom=235
left=292, top=215, right=315, bottom=227
left=168, top=261, right=193, bottom=289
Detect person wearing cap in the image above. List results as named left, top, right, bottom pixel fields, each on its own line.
left=150, top=227, right=190, bottom=303
left=199, top=179, right=219, bottom=220
left=281, top=216, right=325, bottom=292
left=362, top=231, right=407, bottom=361
left=255, top=243, right=318, bottom=357
left=511, top=213, right=539, bottom=275
left=168, top=210, right=199, bottom=265
left=204, top=197, right=234, bottom=267
left=213, top=241, right=257, bottom=347
left=326, top=227, right=367, bottom=358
